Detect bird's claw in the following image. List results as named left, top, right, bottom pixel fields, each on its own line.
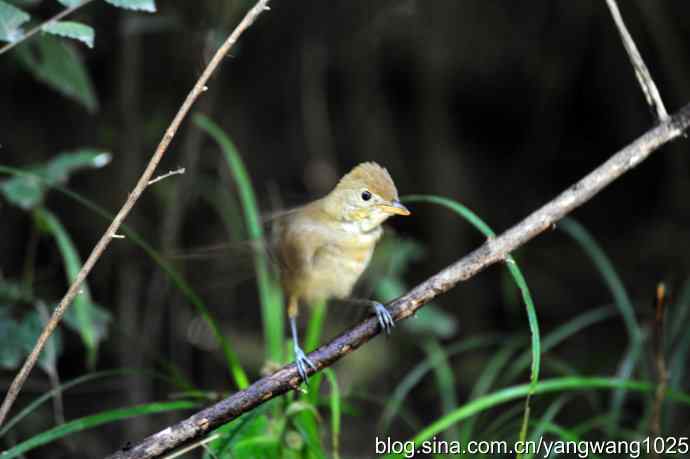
left=294, top=346, right=317, bottom=383
left=373, top=302, right=395, bottom=335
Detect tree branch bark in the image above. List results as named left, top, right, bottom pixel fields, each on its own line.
left=0, top=0, right=272, bottom=429
left=106, top=103, right=690, bottom=459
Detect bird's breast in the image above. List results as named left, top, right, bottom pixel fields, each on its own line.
left=305, top=227, right=381, bottom=302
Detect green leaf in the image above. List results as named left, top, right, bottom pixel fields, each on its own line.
left=0, top=172, right=42, bottom=209
left=55, top=0, right=85, bottom=6
left=0, top=311, right=23, bottom=369
left=18, top=308, right=62, bottom=374
left=1, top=149, right=110, bottom=210
left=63, top=301, right=111, bottom=348
left=104, top=0, right=156, bottom=13
left=2, top=400, right=198, bottom=458
left=42, top=21, right=94, bottom=48
left=0, top=0, right=30, bottom=43
left=15, top=35, right=98, bottom=111
left=34, top=208, right=109, bottom=367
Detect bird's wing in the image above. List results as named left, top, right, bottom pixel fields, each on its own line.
left=278, top=221, right=327, bottom=275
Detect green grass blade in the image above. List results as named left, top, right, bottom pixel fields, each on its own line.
left=196, top=174, right=246, bottom=242
left=541, top=422, right=601, bottom=459
left=305, top=299, right=327, bottom=404
left=379, top=334, right=501, bottom=431
left=33, top=207, right=100, bottom=367
left=384, top=377, right=690, bottom=459
left=670, top=277, right=690, bottom=347
left=503, top=306, right=615, bottom=384
left=203, top=411, right=262, bottom=458
left=422, top=339, right=459, bottom=441
left=292, top=409, right=327, bottom=459
left=558, top=218, right=640, bottom=341
left=403, top=195, right=541, bottom=448
left=0, top=368, right=154, bottom=437
left=0, top=164, right=249, bottom=390
left=3, top=400, right=198, bottom=458
left=524, top=395, right=570, bottom=459
left=458, top=336, right=523, bottom=448
left=481, top=403, right=525, bottom=440
left=403, top=195, right=494, bottom=237
left=194, top=114, right=284, bottom=364
left=666, top=324, right=690, bottom=430
left=558, top=218, right=643, bottom=435
left=324, top=369, right=341, bottom=459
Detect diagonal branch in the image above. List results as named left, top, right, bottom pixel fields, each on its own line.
left=605, top=0, right=669, bottom=121
left=0, top=0, right=272, bottom=429
left=106, top=103, right=690, bottom=459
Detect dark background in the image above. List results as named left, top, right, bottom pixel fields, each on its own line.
left=2, top=0, right=690, bottom=457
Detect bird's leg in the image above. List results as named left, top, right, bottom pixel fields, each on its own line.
left=288, top=296, right=316, bottom=383
left=344, top=298, right=395, bottom=335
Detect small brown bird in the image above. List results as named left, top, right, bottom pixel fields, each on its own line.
left=275, top=162, right=410, bottom=381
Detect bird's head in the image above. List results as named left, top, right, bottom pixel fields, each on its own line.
left=323, top=162, right=410, bottom=231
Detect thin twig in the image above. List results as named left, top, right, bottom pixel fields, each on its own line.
left=650, top=282, right=669, bottom=442
left=106, top=104, right=690, bottom=459
left=148, top=168, right=186, bottom=185
left=0, top=0, right=97, bottom=56
left=605, top=0, right=669, bottom=121
left=0, top=0, right=272, bottom=428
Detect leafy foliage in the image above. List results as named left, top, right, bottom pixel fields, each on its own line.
left=0, top=0, right=29, bottom=43
left=41, top=21, right=94, bottom=48
left=0, top=309, right=22, bottom=369
left=56, top=0, right=87, bottom=6
left=17, top=306, right=63, bottom=374
left=104, top=0, right=156, bottom=13
left=14, top=35, right=98, bottom=110
left=0, top=149, right=110, bottom=209
left=34, top=208, right=111, bottom=366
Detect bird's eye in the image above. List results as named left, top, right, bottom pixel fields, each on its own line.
left=361, top=190, right=372, bottom=201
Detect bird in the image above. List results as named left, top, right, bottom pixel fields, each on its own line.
left=274, top=162, right=410, bottom=382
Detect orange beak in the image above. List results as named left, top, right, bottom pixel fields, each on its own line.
left=383, top=200, right=411, bottom=216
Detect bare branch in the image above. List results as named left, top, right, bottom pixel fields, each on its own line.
left=107, top=103, right=690, bottom=459
left=148, top=168, right=186, bottom=185
left=0, top=0, right=97, bottom=56
left=605, top=0, right=669, bottom=121
left=0, top=0, right=272, bottom=428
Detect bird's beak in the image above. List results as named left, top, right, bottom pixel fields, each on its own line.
left=383, top=200, right=411, bottom=216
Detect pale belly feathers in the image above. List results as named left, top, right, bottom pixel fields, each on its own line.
left=280, top=215, right=382, bottom=304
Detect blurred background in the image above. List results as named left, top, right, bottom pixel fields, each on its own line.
left=2, top=0, right=690, bottom=457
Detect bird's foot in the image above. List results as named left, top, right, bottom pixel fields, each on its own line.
left=293, top=345, right=317, bottom=383
left=372, top=302, right=395, bottom=335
